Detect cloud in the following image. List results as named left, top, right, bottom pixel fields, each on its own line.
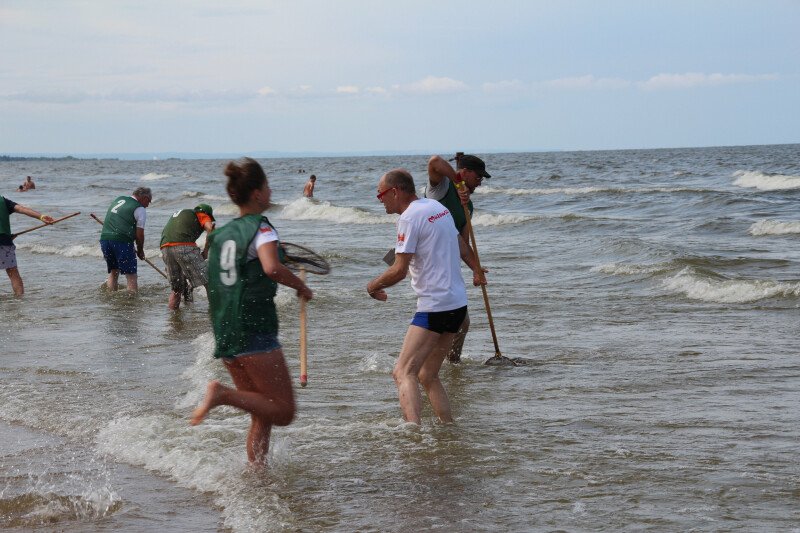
left=257, top=86, right=276, bottom=96
left=541, top=75, right=630, bottom=90
left=638, top=72, right=779, bottom=90
left=336, top=85, right=359, bottom=94
left=365, top=86, right=388, bottom=95
left=400, top=76, right=468, bottom=95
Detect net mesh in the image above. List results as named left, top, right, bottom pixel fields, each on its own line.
left=281, top=242, right=331, bottom=275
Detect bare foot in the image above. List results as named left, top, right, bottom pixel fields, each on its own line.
left=190, top=380, right=225, bottom=426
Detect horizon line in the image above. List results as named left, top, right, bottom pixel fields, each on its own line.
left=2, top=142, right=798, bottom=161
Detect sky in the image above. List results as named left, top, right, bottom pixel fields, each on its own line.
left=1, top=0, right=798, bottom=156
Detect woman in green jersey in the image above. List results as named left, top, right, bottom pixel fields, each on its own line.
left=191, top=158, right=313, bottom=466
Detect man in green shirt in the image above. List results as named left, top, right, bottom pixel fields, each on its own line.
left=160, top=204, right=215, bottom=310
left=425, top=154, right=491, bottom=363
left=1, top=195, right=53, bottom=297
left=99, top=187, right=152, bottom=294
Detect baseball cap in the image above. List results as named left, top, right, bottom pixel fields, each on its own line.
left=194, top=203, right=214, bottom=219
left=457, top=154, right=491, bottom=178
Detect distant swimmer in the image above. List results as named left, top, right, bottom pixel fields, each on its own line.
left=17, top=185, right=25, bottom=193
left=425, top=153, right=491, bottom=363
left=366, top=169, right=484, bottom=425
left=21, top=176, right=35, bottom=191
left=99, top=187, right=152, bottom=294
left=191, top=157, right=313, bottom=466
left=160, top=203, right=215, bottom=310
left=0, top=193, right=54, bottom=297
left=303, top=174, right=317, bottom=198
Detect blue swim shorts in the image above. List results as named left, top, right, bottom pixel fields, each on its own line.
left=411, top=305, right=468, bottom=334
left=227, top=332, right=282, bottom=359
left=100, top=240, right=137, bottom=275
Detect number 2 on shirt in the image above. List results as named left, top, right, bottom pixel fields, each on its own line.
left=220, top=240, right=237, bottom=285
left=110, top=199, right=126, bottom=213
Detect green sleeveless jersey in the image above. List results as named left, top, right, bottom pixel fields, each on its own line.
left=0, top=196, right=11, bottom=236
left=207, top=214, right=280, bottom=358
left=100, top=196, right=142, bottom=242
left=160, top=209, right=202, bottom=247
left=438, top=181, right=473, bottom=233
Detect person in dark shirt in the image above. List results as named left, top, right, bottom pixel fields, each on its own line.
left=0, top=195, right=53, bottom=297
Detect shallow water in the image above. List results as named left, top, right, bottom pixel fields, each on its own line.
left=2, top=145, right=800, bottom=531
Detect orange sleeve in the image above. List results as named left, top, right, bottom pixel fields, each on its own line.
left=196, top=212, right=213, bottom=228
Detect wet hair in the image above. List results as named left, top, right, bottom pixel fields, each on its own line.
left=310, top=175, right=316, bottom=181
left=382, top=168, right=415, bottom=194
left=224, top=157, right=267, bottom=206
left=133, top=186, right=152, bottom=200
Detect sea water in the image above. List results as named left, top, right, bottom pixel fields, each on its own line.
left=1, top=145, right=799, bottom=531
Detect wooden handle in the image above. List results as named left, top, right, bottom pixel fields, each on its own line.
left=11, top=211, right=81, bottom=239
left=299, top=268, right=308, bottom=387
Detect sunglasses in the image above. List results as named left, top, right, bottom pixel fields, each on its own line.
left=376, top=187, right=397, bottom=201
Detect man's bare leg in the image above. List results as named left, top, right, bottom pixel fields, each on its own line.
left=392, top=325, right=443, bottom=424
left=168, top=291, right=181, bottom=310
left=106, top=270, right=119, bottom=291
left=125, top=273, right=138, bottom=294
left=419, top=332, right=456, bottom=423
left=7, top=268, right=23, bottom=297
left=448, top=312, right=470, bottom=363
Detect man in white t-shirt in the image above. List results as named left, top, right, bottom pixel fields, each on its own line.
left=367, top=168, right=485, bottom=425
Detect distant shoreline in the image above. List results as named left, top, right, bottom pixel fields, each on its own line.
left=0, top=155, right=110, bottom=162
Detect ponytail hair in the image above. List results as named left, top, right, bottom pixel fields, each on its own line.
left=224, top=157, right=267, bottom=206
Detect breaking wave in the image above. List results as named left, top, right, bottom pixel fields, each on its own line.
left=662, top=267, right=800, bottom=303
left=140, top=172, right=171, bottom=181
left=748, top=219, right=800, bottom=236
left=475, top=185, right=709, bottom=196
left=733, top=170, right=800, bottom=191
left=280, top=197, right=392, bottom=225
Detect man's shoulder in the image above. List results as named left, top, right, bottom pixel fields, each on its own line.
left=403, top=198, right=444, bottom=219
left=424, top=177, right=450, bottom=200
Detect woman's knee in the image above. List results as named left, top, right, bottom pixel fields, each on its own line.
left=274, top=400, right=296, bottom=426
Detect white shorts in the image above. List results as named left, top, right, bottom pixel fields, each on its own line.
left=0, top=245, right=17, bottom=270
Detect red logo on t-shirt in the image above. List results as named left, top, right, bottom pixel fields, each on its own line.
left=397, top=233, right=405, bottom=242
left=427, top=209, right=450, bottom=223
left=259, top=226, right=273, bottom=233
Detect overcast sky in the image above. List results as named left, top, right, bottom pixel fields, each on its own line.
left=1, top=0, right=798, bottom=155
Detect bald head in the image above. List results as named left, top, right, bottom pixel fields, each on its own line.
left=381, top=168, right=415, bottom=194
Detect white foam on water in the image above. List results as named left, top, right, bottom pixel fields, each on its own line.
left=748, top=219, right=800, bottom=236
left=140, top=172, right=171, bottom=181
left=94, top=413, right=295, bottom=532
left=592, top=262, right=669, bottom=276
left=212, top=202, right=243, bottom=216
left=733, top=170, right=800, bottom=191
left=16, top=243, right=104, bottom=258
left=471, top=213, right=536, bottom=226
left=176, top=333, right=220, bottom=410
left=662, top=267, right=800, bottom=303
left=17, top=487, right=121, bottom=526
left=279, top=197, right=392, bottom=225
left=357, top=353, right=395, bottom=373
left=475, top=185, right=607, bottom=195
left=476, top=185, right=703, bottom=196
